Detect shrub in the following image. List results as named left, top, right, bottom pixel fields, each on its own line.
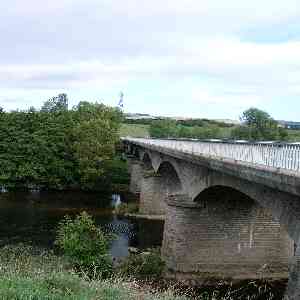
left=115, top=202, right=139, bottom=216
left=119, top=248, right=165, bottom=280
left=55, top=211, right=113, bottom=278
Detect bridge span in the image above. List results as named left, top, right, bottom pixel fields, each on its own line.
left=123, top=137, right=300, bottom=300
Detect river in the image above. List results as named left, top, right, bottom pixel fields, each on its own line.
left=0, top=190, right=164, bottom=259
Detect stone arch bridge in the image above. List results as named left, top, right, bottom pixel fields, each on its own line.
left=123, top=137, right=300, bottom=299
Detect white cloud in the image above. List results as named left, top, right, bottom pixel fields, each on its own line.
left=1, top=37, right=299, bottom=91
left=0, top=0, right=299, bottom=118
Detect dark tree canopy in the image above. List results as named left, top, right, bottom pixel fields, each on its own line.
left=0, top=95, right=124, bottom=190
left=232, top=107, right=288, bottom=141
left=241, top=108, right=273, bottom=128
left=41, top=93, right=68, bottom=112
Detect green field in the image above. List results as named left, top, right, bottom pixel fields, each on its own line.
left=120, top=122, right=300, bottom=142
left=120, top=123, right=150, bottom=137
left=287, top=130, right=300, bottom=142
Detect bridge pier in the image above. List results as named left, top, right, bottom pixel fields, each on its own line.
left=285, top=243, right=300, bottom=299
left=139, top=171, right=166, bottom=215
left=162, top=193, right=293, bottom=284
left=127, top=157, right=143, bottom=194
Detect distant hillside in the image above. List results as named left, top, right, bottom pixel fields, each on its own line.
left=122, top=113, right=300, bottom=142
left=120, top=123, right=150, bottom=138
left=124, top=113, right=239, bottom=127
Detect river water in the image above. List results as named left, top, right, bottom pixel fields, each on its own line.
left=0, top=191, right=288, bottom=298
left=0, top=191, right=164, bottom=259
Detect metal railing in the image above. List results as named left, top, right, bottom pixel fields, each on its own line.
left=123, top=138, right=300, bottom=172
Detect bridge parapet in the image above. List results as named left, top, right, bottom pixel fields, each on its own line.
left=123, top=138, right=300, bottom=172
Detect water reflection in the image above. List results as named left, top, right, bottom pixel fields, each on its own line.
left=0, top=191, right=164, bottom=259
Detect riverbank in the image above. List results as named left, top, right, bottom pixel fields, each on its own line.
left=0, top=244, right=186, bottom=300
left=0, top=244, right=287, bottom=300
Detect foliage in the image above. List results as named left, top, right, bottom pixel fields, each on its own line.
left=187, top=125, right=221, bottom=139
left=232, top=107, right=288, bottom=141
left=120, top=123, right=150, bottom=137
left=124, top=116, right=235, bottom=128
left=41, top=93, right=68, bottom=112
left=55, top=212, right=113, bottom=278
left=0, top=244, right=71, bottom=276
left=241, top=107, right=272, bottom=127
left=287, top=129, right=300, bottom=142
left=0, top=96, right=123, bottom=190
left=123, top=117, right=155, bottom=125
left=0, top=244, right=188, bottom=300
left=114, top=202, right=139, bottom=216
left=118, top=248, right=165, bottom=280
left=0, top=244, right=286, bottom=300
left=149, top=120, right=223, bottom=140
left=100, top=158, right=130, bottom=186
left=125, top=109, right=294, bottom=142
left=149, top=119, right=178, bottom=138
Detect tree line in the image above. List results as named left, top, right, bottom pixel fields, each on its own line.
left=0, top=94, right=125, bottom=191
left=149, top=108, right=289, bottom=141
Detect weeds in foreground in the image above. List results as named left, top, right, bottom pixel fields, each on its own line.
left=0, top=244, right=287, bottom=300
left=0, top=244, right=187, bottom=300
left=118, top=248, right=165, bottom=280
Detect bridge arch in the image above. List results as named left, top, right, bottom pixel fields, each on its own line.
left=163, top=183, right=294, bottom=283
left=132, top=147, right=140, bottom=159
left=194, top=185, right=285, bottom=234
left=194, top=185, right=254, bottom=209
left=190, top=170, right=300, bottom=245
left=141, top=152, right=154, bottom=171
left=157, top=161, right=183, bottom=195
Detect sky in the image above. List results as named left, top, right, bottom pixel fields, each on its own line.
left=0, top=0, right=300, bottom=120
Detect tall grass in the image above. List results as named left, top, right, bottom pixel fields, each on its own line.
left=0, top=244, right=187, bottom=300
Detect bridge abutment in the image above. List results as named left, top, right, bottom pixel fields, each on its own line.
left=162, top=193, right=293, bottom=284
left=139, top=171, right=167, bottom=215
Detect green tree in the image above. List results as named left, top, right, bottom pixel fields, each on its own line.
left=149, top=119, right=177, bottom=138
left=41, top=93, right=68, bottom=112
left=0, top=96, right=123, bottom=191
left=232, top=107, right=288, bottom=141
left=176, top=125, right=191, bottom=138
left=241, top=108, right=272, bottom=128
left=72, top=102, right=123, bottom=189
left=191, top=125, right=221, bottom=139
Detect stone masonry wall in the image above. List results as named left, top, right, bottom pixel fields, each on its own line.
left=129, top=159, right=143, bottom=194
left=162, top=194, right=294, bottom=283
left=139, top=172, right=167, bottom=215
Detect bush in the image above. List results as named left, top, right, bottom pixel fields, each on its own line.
left=115, top=202, right=139, bottom=216
left=119, top=248, right=165, bottom=280
left=55, top=211, right=113, bottom=278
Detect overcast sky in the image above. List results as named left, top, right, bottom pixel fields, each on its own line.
left=0, top=0, right=300, bottom=120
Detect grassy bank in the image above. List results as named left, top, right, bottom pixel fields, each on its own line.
left=0, top=244, right=186, bottom=300
left=0, top=244, right=287, bottom=300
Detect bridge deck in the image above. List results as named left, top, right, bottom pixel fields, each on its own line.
left=123, top=138, right=300, bottom=172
